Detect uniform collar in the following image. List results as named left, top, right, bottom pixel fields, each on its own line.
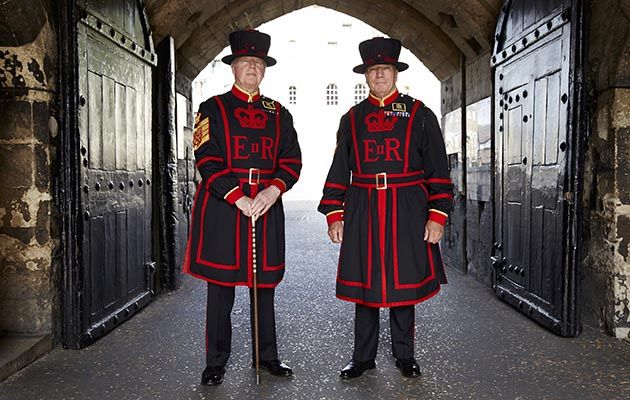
left=368, top=88, right=399, bottom=107
left=231, top=84, right=261, bottom=103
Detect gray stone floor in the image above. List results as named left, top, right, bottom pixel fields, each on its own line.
left=1, top=201, right=629, bottom=400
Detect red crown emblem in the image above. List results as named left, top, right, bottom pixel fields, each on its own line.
left=234, top=105, right=268, bottom=129
left=365, top=109, right=398, bottom=132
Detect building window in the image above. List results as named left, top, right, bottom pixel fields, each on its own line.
left=354, top=83, right=367, bottom=104
left=289, top=85, right=297, bottom=105
left=326, top=83, right=338, bottom=105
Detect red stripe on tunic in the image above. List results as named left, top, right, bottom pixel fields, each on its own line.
left=196, top=156, right=224, bottom=168
left=261, top=213, right=284, bottom=272
left=419, top=182, right=429, bottom=198
left=325, top=182, right=348, bottom=190
left=336, top=189, right=371, bottom=289
left=273, top=102, right=281, bottom=168
left=279, top=164, right=300, bottom=179
left=215, top=97, right=232, bottom=168
left=236, top=207, right=240, bottom=268
left=352, top=171, right=424, bottom=179
left=427, top=178, right=452, bottom=185
left=335, top=286, right=441, bottom=308
left=205, top=169, right=230, bottom=189
left=230, top=167, right=275, bottom=175
left=427, top=242, right=437, bottom=284
left=367, top=189, right=373, bottom=289
left=403, top=100, right=421, bottom=172
left=185, top=268, right=282, bottom=288
left=350, top=109, right=362, bottom=173
left=393, top=187, right=400, bottom=287
left=392, top=185, right=437, bottom=289
left=196, top=191, right=239, bottom=270
left=182, top=182, right=203, bottom=274
left=378, top=188, right=387, bottom=303
left=279, top=158, right=301, bottom=164
left=428, top=193, right=454, bottom=201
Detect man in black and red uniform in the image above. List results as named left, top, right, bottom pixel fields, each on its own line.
left=183, top=29, right=301, bottom=386
left=318, top=37, right=453, bottom=379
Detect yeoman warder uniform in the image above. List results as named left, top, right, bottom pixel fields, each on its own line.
left=183, top=30, right=301, bottom=385
left=318, top=37, right=453, bottom=379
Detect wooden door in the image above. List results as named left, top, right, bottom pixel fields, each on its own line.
left=491, top=0, right=585, bottom=336
left=74, top=0, right=157, bottom=346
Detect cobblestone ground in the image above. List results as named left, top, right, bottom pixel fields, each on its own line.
left=1, top=202, right=629, bottom=400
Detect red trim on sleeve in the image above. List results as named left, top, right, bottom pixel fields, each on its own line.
left=279, top=164, right=300, bottom=179
left=225, top=188, right=245, bottom=205
left=325, top=182, right=349, bottom=190
left=428, top=178, right=453, bottom=185
left=326, top=211, right=344, bottom=225
left=428, top=210, right=448, bottom=225
left=279, top=158, right=302, bottom=165
left=206, top=169, right=231, bottom=188
left=196, top=156, right=224, bottom=168
left=428, top=193, right=454, bottom=201
left=266, top=178, right=287, bottom=193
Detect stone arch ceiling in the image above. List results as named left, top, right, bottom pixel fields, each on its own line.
left=145, top=0, right=501, bottom=82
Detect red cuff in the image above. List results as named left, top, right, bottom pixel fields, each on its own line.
left=326, top=211, right=344, bottom=225
left=266, top=178, right=287, bottom=194
left=428, top=210, right=448, bottom=225
left=224, top=188, right=245, bottom=205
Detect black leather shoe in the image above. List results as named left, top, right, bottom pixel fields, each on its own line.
left=339, top=359, right=376, bottom=379
left=253, top=359, right=293, bottom=377
left=201, top=366, right=225, bottom=386
left=395, top=358, right=421, bottom=378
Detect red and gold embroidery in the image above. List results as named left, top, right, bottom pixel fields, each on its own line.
left=193, top=114, right=210, bottom=150
left=234, top=104, right=268, bottom=129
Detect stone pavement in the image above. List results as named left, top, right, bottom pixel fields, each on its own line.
left=1, top=202, right=629, bottom=400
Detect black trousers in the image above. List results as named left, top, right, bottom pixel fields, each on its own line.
left=205, top=282, right=278, bottom=367
left=352, top=304, right=415, bottom=362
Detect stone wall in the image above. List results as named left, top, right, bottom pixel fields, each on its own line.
left=0, top=2, right=58, bottom=335
left=441, top=52, right=493, bottom=285
left=581, top=0, right=630, bottom=338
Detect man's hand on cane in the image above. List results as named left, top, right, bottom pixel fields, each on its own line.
left=251, top=186, right=281, bottom=219
left=235, top=196, right=254, bottom=217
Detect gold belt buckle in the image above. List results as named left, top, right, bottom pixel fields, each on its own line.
left=248, top=168, right=260, bottom=185
left=376, top=172, right=387, bottom=190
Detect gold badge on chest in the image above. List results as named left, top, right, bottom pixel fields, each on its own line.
left=262, top=100, right=276, bottom=110
left=392, top=102, right=407, bottom=112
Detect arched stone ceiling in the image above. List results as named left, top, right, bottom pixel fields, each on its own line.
left=145, top=0, right=501, bottom=82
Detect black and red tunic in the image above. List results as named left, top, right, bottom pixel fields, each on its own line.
left=318, top=90, right=453, bottom=307
left=183, top=85, right=302, bottom=288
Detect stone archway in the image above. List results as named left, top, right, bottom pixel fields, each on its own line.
left=145, top=0, right=501, bottom=82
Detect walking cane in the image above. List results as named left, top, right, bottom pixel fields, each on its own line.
left=251, top=214, right=261, bottom=385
